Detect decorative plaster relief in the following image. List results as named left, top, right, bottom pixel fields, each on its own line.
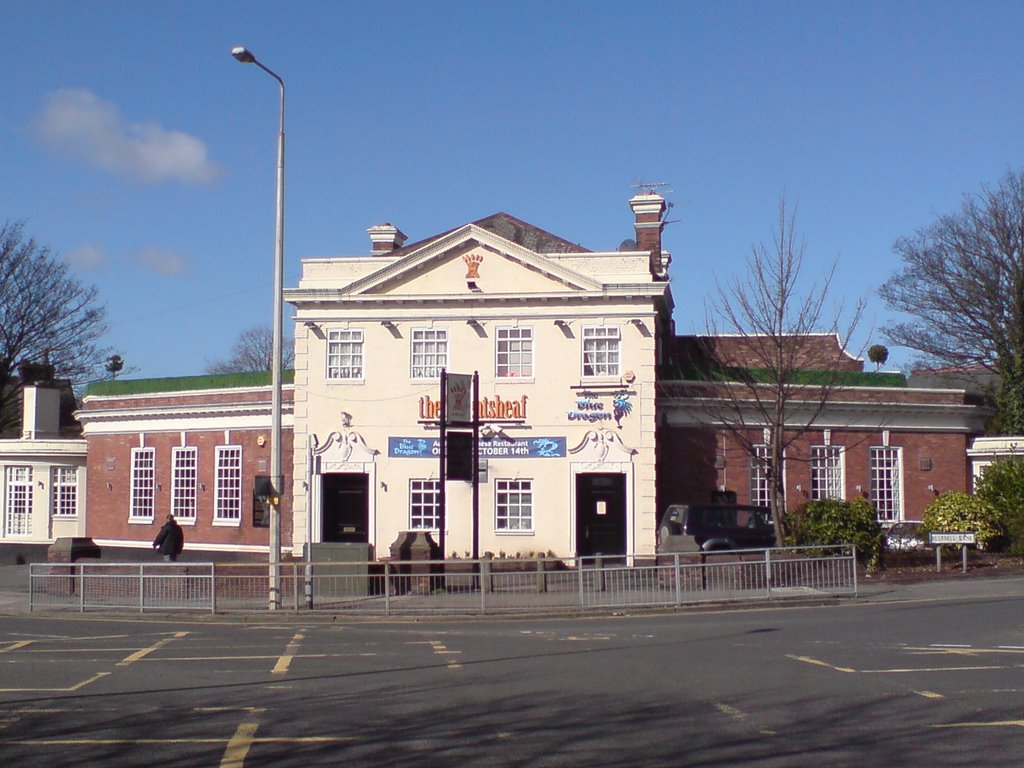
left=568, top=429, right=637, bottom=463
left=312, top=431, right=379, bottom=464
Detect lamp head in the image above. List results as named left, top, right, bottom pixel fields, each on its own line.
left=231, top=46, right=256, bottom=64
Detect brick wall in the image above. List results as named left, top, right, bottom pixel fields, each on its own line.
left=657, top=425, right=972, bottom=523
left=85, top=427, right=293, bottom=551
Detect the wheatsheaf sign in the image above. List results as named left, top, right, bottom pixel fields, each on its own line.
left=418, top=394, right=528, bottom=420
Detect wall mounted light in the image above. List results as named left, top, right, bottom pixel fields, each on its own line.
left=855, top=484, right=862, bottom=493
left=106, top=482, right=113, bottom=491
left=303, top=321, right=326, bottom=340
left=628, top=318, right=651, bottom=337
left=340, top=411, right=352, bottom=428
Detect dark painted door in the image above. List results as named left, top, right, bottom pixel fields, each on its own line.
left=321, top=473, right=369, bottom=543
left=576, top=473, right=627, bottom=556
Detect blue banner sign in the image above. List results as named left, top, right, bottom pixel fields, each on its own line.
left=388, top=436, right=566, bottom=458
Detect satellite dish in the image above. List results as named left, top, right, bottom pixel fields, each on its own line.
left=618, top=238, right=637, bottom=252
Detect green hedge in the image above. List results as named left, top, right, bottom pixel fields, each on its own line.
left=974, top=457, right=1024, bottom=554
left=786, top=498, right=884, bottom=571
left=919, top=492, right=1007, bottom=551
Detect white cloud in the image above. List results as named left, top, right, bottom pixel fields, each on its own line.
left=35, top=89, right=220, bottom=184
left=133, top=247, right=189, bottom=275
left=65, top=244, right=106, bottom=271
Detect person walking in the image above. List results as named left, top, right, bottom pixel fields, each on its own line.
left=153, top=514, right=184, bottom=562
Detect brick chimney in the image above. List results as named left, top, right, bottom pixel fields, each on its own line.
left=628, top=193, right=669, bottom=279
left=367, top=223, right=408, bottom=255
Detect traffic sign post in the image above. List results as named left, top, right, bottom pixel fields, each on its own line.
left=929, top=531, right=976, bottom=573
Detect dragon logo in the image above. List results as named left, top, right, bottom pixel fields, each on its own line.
left=532, top=438, right=560, bottom=457
left=612, top=392, right=632, bottom=428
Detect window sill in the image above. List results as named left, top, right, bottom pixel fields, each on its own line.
left=212, top=519, right=242, bottom=527
left=129, top=517, right=154, bottom=525
left=495, top=530, right=535, bottom=536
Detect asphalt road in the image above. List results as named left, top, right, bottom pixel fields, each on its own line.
left=1, top=586, right=1023, bottom=767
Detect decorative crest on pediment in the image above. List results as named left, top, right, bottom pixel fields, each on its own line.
left=568, top=429, right=637, bottom=463
left=312, top=431, right=379, bottom=463
left=462, top=252, right=483, bottom=279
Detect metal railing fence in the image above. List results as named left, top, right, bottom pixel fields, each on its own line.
left=29, top=545, right=856, bottom=615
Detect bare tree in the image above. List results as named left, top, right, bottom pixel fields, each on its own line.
left=0, top=221, right=107, bottom=433
left=880, top=169, right=1024, bottom=433
left=205, top=325, right=294, bottom=375
left=700, top=199, right=865, bottom=543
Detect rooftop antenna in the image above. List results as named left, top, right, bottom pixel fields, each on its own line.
left=631, top=179, right=678, bottom=225
left=631, top=178, right=674, bottom=196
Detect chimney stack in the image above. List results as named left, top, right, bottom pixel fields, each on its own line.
left=21, top=383, right=60, bottom=439
left=629, top=193, right=669, bottom=280
left=367, top=223, right=408, bottom=255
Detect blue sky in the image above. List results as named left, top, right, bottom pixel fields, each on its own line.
left=2, top=1, right=1021, bottom=380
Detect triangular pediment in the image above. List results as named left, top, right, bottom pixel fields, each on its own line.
left=345, top=224, right=602, bottom=297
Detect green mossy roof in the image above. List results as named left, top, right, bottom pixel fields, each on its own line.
left=85, top=370, right=295, bottom=397
left=665, top=366, right=907, bottom=388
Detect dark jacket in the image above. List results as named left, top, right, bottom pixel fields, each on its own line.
left=153, top=518, right=184, bottom=557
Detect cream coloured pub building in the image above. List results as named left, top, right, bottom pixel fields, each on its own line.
left=288, top=193, right=673, bottom=560
left=68, top=193, right=988, bottom=562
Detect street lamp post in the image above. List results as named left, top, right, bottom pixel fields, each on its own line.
left=232, top=45, right=285, bottom=610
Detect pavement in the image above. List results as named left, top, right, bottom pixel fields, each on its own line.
left=2, top=563, right=1021, bottom=618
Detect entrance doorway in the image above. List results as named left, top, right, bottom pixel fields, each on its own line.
left=575, top=473, right=627, bottom=556
left=321, top=473, right=369, bottom=543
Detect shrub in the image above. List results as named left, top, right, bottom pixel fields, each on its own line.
left=919, top=491, right=1006, bottom=550
left=974, top=457, right=1024, bottom=555
left=786, top=498, right=884, bottom=571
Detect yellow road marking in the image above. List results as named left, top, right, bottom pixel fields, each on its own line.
left=220, top=721, right=259, bottom=768
left=861, top=665, right=1005, bottom=674
left=118, top=632, right=188, bottom=666
left=272, top=631, right=305, bottom=674
left=908, top=646, right=1024, bottom=656
left=429, top=640, right=462, bottom=670
left=931, top=720, right=1024, bottom=729
left=714, top=703, right=745, bottom=720
left=196, top=707, right=267, bottom=714
left=0, top=671, right=110, bottom=693
left=0, top=641, right=33, bottom=653
left=916, top=690, right=944, bottom=699
left=714, top=702, right=774, bottom=735
left=786, top=654, right=855, bottom=673
left=4, top=737, right=352, bottom=745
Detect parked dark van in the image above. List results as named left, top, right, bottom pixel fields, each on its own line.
left=658, top=504, right=775, bottom=553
